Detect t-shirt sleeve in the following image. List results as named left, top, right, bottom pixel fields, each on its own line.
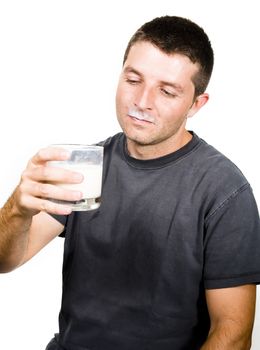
left=204, top=184, right=260, bottom=289
left=50, top=213, right=68, bottom=237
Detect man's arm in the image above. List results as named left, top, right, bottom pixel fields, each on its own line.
left=0, top=146, right=83, bottom=273
left=0, top=191, right=33, bottom=272
left=201, top=285, right=256, bottom=350
left=0, top=203, right=64, bottom=272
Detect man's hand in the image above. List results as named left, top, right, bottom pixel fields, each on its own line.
left=0, top=145, right=83, bottom=272
left=16, top=146, right=84, bottom=216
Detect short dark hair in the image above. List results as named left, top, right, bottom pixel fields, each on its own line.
left=123, top=16, right=214, bottom=97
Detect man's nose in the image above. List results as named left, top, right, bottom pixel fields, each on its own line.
left=134, top=86, right=153, bottom=111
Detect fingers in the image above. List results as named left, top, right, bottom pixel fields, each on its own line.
left=18, top=181, right=82, bottom=215
left=20, top=180, right=82, bottom=201
left=18, top=194, right=73, bottom=215
left=22, top=164, right=83, bottom=184
left=16, top=146, right=84, bottom=216
left=30, top=146, right=70, bottom=166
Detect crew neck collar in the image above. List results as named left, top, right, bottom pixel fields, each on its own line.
left=121, top=131, right=201, bottom=169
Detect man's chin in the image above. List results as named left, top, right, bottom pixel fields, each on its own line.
left=125, top=133, right=158, bottom=147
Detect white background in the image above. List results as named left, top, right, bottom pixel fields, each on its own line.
left=0, top=0, right=259, bottom=349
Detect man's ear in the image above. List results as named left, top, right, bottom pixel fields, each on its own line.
left=188, top=93, right=209, bottom=118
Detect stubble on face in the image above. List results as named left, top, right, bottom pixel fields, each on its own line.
left=124, top=114, right=191, bottom=159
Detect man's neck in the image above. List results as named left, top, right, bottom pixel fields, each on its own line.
left=126, top=130, right=193, bottom=160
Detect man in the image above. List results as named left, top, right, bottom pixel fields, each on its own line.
left=0, top=15, right=260, bottom=350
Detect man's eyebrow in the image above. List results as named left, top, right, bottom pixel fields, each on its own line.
left=123, top=66, right=142, bottom=76
left=160, top=80, right=184, bottom=93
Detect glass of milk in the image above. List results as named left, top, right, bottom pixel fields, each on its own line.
left=48, top=144, right=104, bottom=211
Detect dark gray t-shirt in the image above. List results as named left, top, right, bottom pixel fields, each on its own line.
left=49, top=132, right=260, bottom=350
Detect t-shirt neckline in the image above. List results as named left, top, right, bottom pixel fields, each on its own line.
left=122, top=131, right=201, bottom=169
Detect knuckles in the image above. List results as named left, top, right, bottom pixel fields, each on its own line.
left=21, top=169, right=30, bottom=182
left=21, top=164, right=53, bottom=183
left=15, top=149, right=69, bottom=215
left=40, top=200, right=50, bottom=212
left=37, top=183, right=51, bottom=197
left=37, top=148, right=46, bottom=159
left=41, top=166, right=52, bottom=181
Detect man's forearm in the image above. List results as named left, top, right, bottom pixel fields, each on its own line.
left=0, top=189, right=32, bottom=272
left=201, top=323, right=252, bottom=350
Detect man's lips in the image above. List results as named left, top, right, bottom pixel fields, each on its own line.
left=128, top=114, right=153, bottom=124
left=127, top=108, right=156, bottom=124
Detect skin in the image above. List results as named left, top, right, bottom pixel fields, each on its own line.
left=116, top=41, right=208, bottom=159
left=202, top=285, right=256, bottom=349
left=0, top=147, right=81, bottom=271
left=0, top=41, right=256, bottom=349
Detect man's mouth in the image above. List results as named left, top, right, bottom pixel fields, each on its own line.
left=128, top=108, right=155, bottom=124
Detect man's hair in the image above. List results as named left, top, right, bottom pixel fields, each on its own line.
left=123, top=16, right=214, bottom=97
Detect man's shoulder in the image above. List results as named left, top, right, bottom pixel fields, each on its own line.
left=191, top=136, right=250, bottom=209
left=194, top=136, right=247, bottom=183
left=96, top=132, right=123, bottom=148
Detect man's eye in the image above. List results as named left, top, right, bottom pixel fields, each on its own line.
left=126, top=78, right=140, bottom=84
left=160, top=88, right=176, bottom=97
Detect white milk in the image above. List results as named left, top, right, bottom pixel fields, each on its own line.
left=52, top=163, right=103, bottom=199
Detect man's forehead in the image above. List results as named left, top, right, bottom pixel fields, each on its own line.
left=124, top=42, right=199, bottom=87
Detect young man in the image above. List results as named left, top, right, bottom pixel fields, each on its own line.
left=0, top=16, right=260, bottom=350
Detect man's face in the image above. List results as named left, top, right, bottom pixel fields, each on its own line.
left=116, top=41, right=206, bottom=157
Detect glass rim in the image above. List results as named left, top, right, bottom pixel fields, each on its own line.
left=49, top=144, right=103, bottom=150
